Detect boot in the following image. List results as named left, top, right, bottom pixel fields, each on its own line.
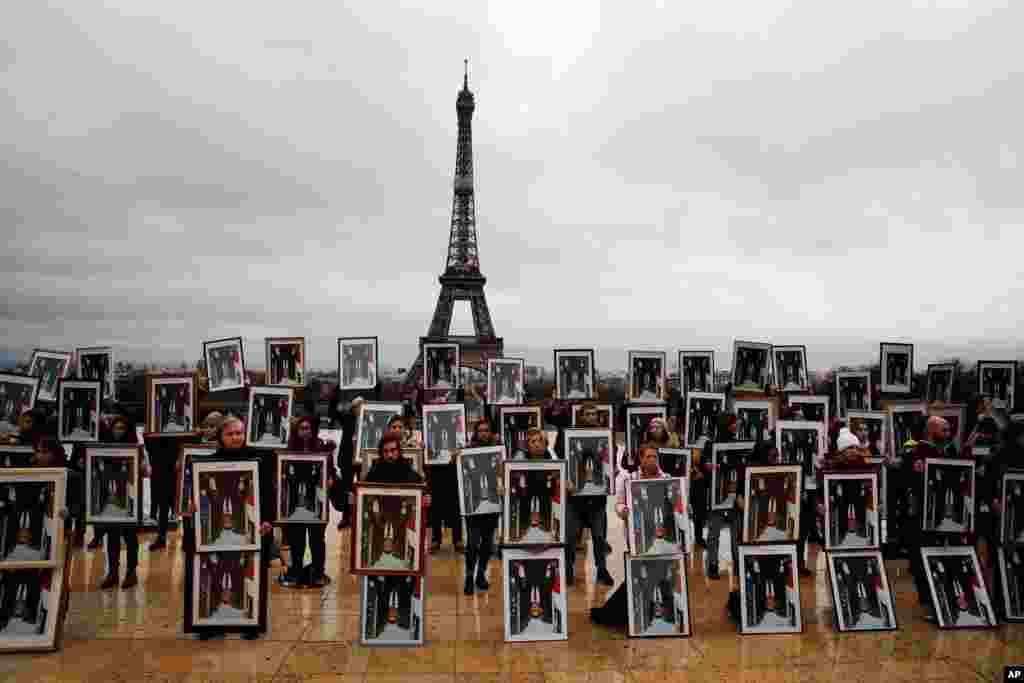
left=100, top=573, right=119, bottom=590
left=464, top=575, right=474, bottom=596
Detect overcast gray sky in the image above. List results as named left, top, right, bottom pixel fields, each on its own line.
left=3, top=1, right=1022, bottom=373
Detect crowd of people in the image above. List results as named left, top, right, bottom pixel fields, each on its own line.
left=3, top=366, right=1023, bottom=639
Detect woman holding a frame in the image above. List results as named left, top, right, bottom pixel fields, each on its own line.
left=183, top=416, right=275, bottom=640
left=278, top=416, right=336, bottom=589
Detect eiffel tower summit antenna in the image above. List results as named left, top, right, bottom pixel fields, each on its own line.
left=405, top=63, right=503, bottom=388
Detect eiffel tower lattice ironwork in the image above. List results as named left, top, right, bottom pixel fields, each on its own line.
left=406, top=62, right=502, bottom=386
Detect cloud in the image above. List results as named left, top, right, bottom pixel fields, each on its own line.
left=2, top=1, right=1022, bottom=373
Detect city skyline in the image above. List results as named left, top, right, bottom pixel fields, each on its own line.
left=4, top=4, right=1023, bottom=374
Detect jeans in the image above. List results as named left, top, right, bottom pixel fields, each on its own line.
left=566, top=497, right=608, bottom=575
left=285, top=524, right=327, bottom=577
left=465, top=514, right=499, bottom=577
left=430, top=465, right=462, bottom=545
left=105, top=526, right=139, bottom=574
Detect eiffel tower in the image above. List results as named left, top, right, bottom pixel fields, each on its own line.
left=405, top=62, right=503, bottom=387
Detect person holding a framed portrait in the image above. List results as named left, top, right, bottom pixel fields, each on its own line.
left=459, top=417, right=502, bottom=596
left=328, top=392, right=370, bottom=531
left=182, top=416, right=275, bottom=640
left=81, top=416, right=150, bottom=590
left=590, top=441, right=667, bottom=627
left=705, top=413, right=740, bottom=580
left=277, top=416, right=337, bottom=590
left=901, top=416, right=971, bottom=622
left=966, top=416, right=1004, bottom=573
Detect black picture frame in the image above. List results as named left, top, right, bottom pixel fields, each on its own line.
left=553, top=349, right=596, bottom=401
left=678, top=350, right=715, bottom=396
left=731, top=341, right=773, bottom=394
left=879, top=342, right=914, bottom=395
left=339, top=336, right=380, bottom=391
left=202, top=337, right=246, bottom=394
left=977, top=360, right=1017, bottom=411
left=826, top=550, right=898, bottom=633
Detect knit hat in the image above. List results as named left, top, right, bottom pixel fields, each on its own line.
left=836, top=428, right=860, bottom=452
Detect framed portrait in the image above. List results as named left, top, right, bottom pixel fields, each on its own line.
left=684, top=392, right=725, bottom=448
left=773, top=345, right=809, bottom=393
left=360, top=574, right=426, bottom=646
left=734, top=400, right=774, bottom=442
left=56, top=380, right=100, bottom=443
left=191, top=551, right=261, bottom=627
left=627, top=351, right=667, bottom=403
left=0, top=566, right=67, bottom=652
left=422, top=342, right=459, bottom=391
left=571, top=403, right=613, bottom=429
left=564, top=429, right=612, bottom=496
left=245, top=387, right=293, bottom=449
left=422, top=404, right=466, bottom=466
left=27, top=350, right=72, bottom=403
left=351, top=482, right=426, bottom=576
left=0, top=469, right=67, bottom=568
left=176, top=445, right=217, bottom=517
left=498, top=406, right=542, bottom=460
left=625, top=406, right=667, bottom=470
left=887, top=403, right=927, bottom=457
left=145, top=375, right=197, bottom=435
left=1000, top=472, right=1024, bottom=545
left=0, top=448, right=35, bottom=470
left=928, top=404, right=965, bottom=447
left=0, top=375, right=38, bottom=437
left=738, top=544, right=802, bottom=635
left=775, top=421, right=825, bottom=492
left=554, top=349, right=595, bottom=401
left=732, top=341, right=773, bottom=393
left=203, top=337, right=246, bottom=394
left=503, top=548, right=568, bottom=642
left=361, top=449, right=424, bottom=480
left=75, top=346, right=115, bottom=402
left=192, top=460, right=261, bottom=552
left=743, top=466, right=802, bottom=543
left=339, top=337, right=379, bottom=391
left=456, top=446, right=504, bottom=517
left=502, top=460, right=566, bottom=546
left=997, top=546, right=1024, bottom=622
left=625, top=477, right=688, bottom=555
left=678, top=350, right=715, bottom=396
left=656, top=448, right=691, bottom=481
left=487, top=358, right=525, bottom=405
left=710, top=442, right=756, bottom=511
left=920, top=546, right=996, bottom=629
left=264, top=337, right=305, bottom=387
left=835, top=372, right=871, bottom=419
left=879, top=343, right=914, bottom=395
left=356, top=402, right=404, bottom=462
left=276, top=453, right=329, bottom=524
left=925, top=363, right=957, bottom=404
left=787, top=395, right=828, bottom=428
left=846, top=410, right=892, bottom=460
left=625, top=554, right=690, bottom=638
left=977, top=360, right=1017, bottom=411
left=822, top=471, right=880, bottom=550
left=922, top=458, right=975, bottom=534
left=826, top=550, right=897, bottom=632
left=85, top=446, right=142, bottom=525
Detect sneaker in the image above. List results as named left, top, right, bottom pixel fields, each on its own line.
left=121, top=572, right=138, bottom=589
left=148, top=539, right=167, bottom=552
left=464, top=576, right=474, bottom=596
left=799, top=567, right=813, bottom=578
left=100, top=574, right=119, bottom=590
left=596, top=569, right=615, bottom=586
left=429, top=542, right=441, bottom=554
left=475, top=573, right=490, bottom=591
